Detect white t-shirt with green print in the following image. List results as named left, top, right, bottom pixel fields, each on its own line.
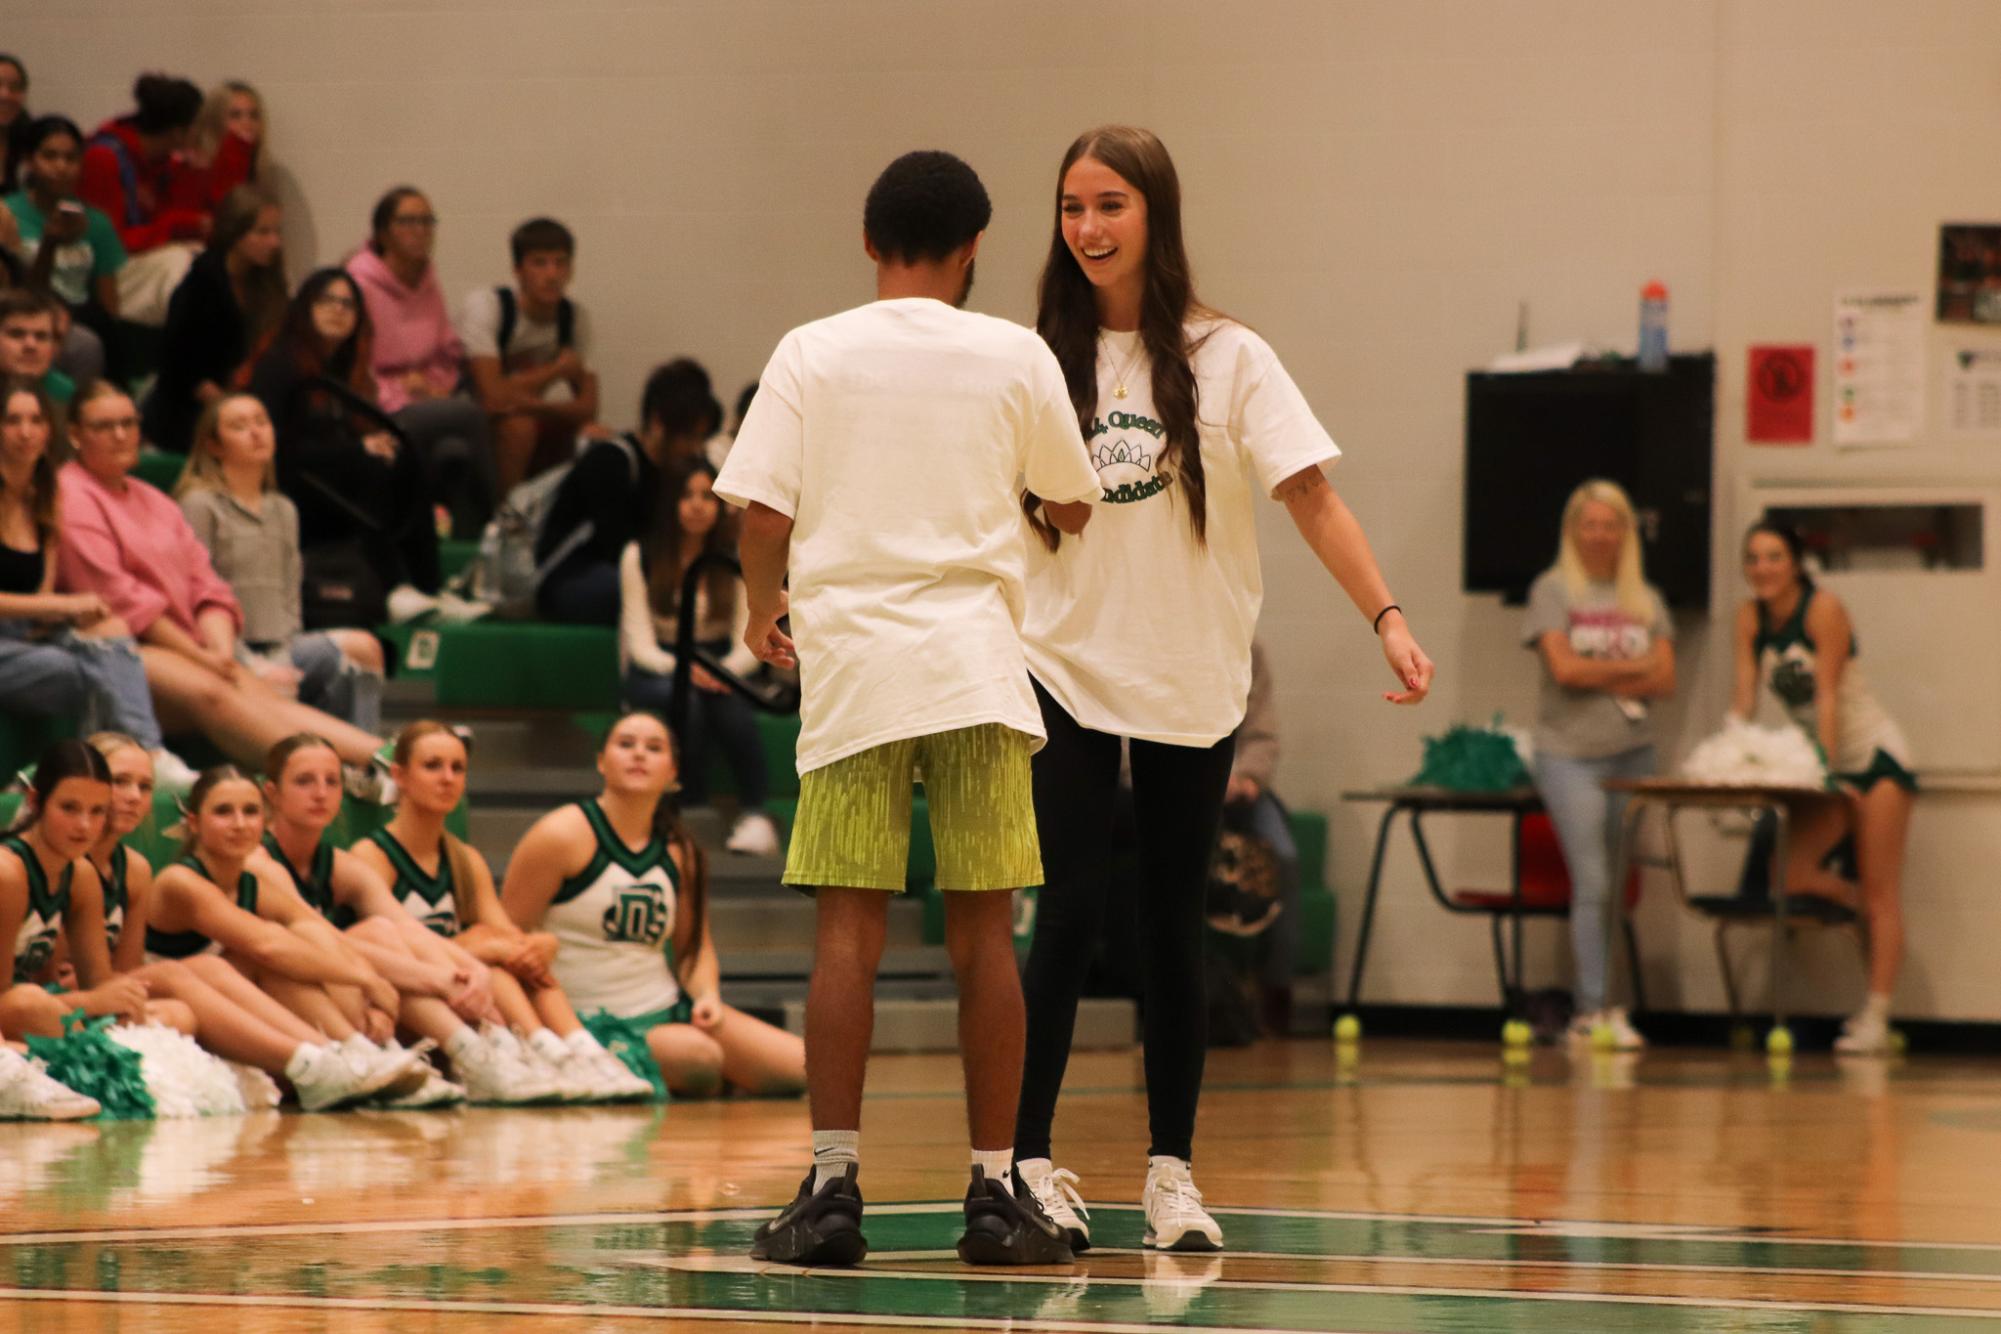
left=1022, top=319, right=1341, bottom=747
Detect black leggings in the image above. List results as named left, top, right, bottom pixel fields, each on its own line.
left=1015, top=678, right=1235, bottom=1163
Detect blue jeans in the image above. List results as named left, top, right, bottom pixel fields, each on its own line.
left=249, top=635, right=383, bottom=734
left=624, top=651, right=768, bottom=810
left=1530, top=744, right=1655, bottom=1014
left=0, top=624, right=163, bottom=749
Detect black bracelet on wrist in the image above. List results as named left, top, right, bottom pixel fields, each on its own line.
left=1372, top=603, right=1402, bottom=635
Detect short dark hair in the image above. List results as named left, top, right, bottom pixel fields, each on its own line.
left=22, top=115, right=81, bottom=160
left=862, top=151, right=991, bottom=264
left=131, top=74, right=203, bottom=135
left=510, top=217, right=574, bottom=266
left=639, top=358, right=719, bottom=439
left=0, top=288, right=54, bottom=325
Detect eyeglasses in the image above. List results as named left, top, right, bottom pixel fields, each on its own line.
left=391, top=214, right=439, bottom=229
left=313, top=293, right=359, bottom=311
left=79, top=416, right=140, bottom=435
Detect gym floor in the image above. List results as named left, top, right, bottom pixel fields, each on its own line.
left=2, top=1038, right=1995, bottom=1332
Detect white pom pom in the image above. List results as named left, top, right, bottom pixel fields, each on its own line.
left=1680, top=717, right=1827, bottom=788
left=109, top=1023, right=252, bottom=1118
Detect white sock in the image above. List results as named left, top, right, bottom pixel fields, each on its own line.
left=528, top=1028, right=571, bottom=1063
left=1859, top=993, right=1892, bottom=1022
left=443, top=1026, right=480, bottom=1060
left=812, top=1130, right=859, bottom=1191
left=972, top=1148, right=1013, bottom=1194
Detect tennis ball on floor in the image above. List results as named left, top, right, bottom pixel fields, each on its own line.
left=1333, top=1014, right=1363, bottom=1044
left=1501, top=1019, right=1533, bottom=1048
left=1765, top=1025, right=1795, bottom=1056
left=1889, top=1028, right=1909, bottom=1054
left=1591, top=1021, right=1618, bottom=1052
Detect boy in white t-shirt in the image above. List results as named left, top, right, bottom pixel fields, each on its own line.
left=462, top=216, right=601, bottom=496
left=717, top=150, right=1100, bottom=1269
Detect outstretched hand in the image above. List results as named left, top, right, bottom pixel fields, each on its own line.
left=1379, top=618, right=1434, bottom=705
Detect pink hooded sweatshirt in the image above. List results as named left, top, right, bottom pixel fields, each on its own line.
left=346, top=245, right=464, bottom=414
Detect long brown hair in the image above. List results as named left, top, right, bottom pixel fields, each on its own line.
left=176, top=764, right=261, bottom=863
left=208, top=185, right=286, bottom=348
left=261, top=267, right=376, bottom=401
left=642, top=456, right=737, bottom=624
left=0, top=374, right=58, bottom=546
left=600, top=712, right=706, bottom=984
left=1029, top=125, right=1216, bottom=552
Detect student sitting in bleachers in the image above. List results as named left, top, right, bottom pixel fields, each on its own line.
left=247, top=267, right=454, bottom=627
left=53, top=380, right=394, bottom=790
left=3, top=115, right=121, bottom=387
left=463, top=217, right=601, bottom=497
left=347, top=186, right=493, bottom=539
left=501, top=711, right=804, bottom=1096
left=142, top=186, right=285, bottom=454
left=0, top=376, right=188, bottom=786
left=619, top=454, right=778, bottom=855
left=0, top=54, right=30, bottom=193
left=174, top=81, right=263, bottom=212
left=78, top=74, right=207, bottom=327
left=0, top=289, right=75, bottom=408
left=349, top=721, right=652, bottom=1101
left=174, top=392, right=384, bottom=732
left=537, top=358, right=716, bottom=625
left=1219, top=640, right=1300, bottom=1028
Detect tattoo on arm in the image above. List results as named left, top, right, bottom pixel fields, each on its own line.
left=1277, top=468, right=1327, bottom=504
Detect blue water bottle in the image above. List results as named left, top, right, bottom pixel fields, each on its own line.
left=1638, top=280, right=1669, bottom=372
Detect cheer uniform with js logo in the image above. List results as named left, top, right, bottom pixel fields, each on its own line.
left=544, top=799, right=688, bottom=1027
left=4, top=837, right=71, bottom=984
left=363, top=828, right=463, bottom=938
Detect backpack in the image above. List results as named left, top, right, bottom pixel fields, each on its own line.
left=86, top=132, right=145, bottom=229
left=493, top=287, right=574, bottom=366
left=472, top=433, right=636, bottom=613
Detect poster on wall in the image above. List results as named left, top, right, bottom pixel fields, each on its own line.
left=1833, top=291, right=1924, bottom=447
left=1944, top=346, right=2001, bottom=438
left=1746, top=345, right=1814, bottom=443
left=1936, top=224, right=2001, bottom=324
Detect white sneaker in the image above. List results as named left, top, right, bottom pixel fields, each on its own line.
left=580, top=1045, right=655, bottom=1102
left=434, top=591, right=493, bottom=625
left=288, top=1043, right=395, bottom=1112
left=387, top=585, right=440, bottom=624
left=1016, top=1158, right=1091, bottom=1252
left=1835, top=1010, right=1894, bottom=1055
left=0, top=1049, right=100, bottom=1120
left=454, top=1030, right=564, bottom=1106
left=151, top=749, right=200, bottom=795
left=518, top=1030, right=595, bottom=1103
left=382, top=1070, right=467, bottom=1109
left=343, top=758, right=398, bottom=807
left=341, top=1036, right=431, bottom=1102
left=1142, top=1157, right=1223, bottom=1252
left=725, top=812, right=781, bottom=857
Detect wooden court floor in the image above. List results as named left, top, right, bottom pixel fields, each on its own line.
left=4, top=1038, right=2001, bottom=1332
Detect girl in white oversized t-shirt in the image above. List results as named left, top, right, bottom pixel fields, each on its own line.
left=1012, top=126, right=1434, bottom=1257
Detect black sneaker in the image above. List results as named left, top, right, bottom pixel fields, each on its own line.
left=957, top=1165, right=1075, bottom=1266
left=750, top=1163, right=868, bottom=1266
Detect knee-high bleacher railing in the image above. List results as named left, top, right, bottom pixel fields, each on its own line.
left=665, top=552, right=799, bottom=745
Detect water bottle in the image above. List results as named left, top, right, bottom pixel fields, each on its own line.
left=1638, top=280, right=1669, bottom=372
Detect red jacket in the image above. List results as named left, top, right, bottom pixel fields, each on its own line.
left=78, top=118, right=209, bottom=253
left=167, top=131, right=256, bottom=214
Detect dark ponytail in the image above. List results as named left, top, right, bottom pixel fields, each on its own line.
left=4, top=740, right=112, bottom=837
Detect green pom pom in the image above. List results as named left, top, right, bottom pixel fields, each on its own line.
left=1411, top=718, right=1529, bottom=792
left=23, top=1012, right=154, bottom=1120
left=579, top=1010, right=669, bottom=1101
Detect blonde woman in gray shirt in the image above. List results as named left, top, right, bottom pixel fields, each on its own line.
left=174, top=394, right=384, bottom=731
left=1520, top=479, right=1676, bottom=1051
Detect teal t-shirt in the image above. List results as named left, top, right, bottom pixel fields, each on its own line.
left=4, top=191, right=127, bottom=308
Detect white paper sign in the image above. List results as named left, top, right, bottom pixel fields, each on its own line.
left=1833, top=291, right=1925, bottom=447
left=1945, top=346, right=2001, bottom=437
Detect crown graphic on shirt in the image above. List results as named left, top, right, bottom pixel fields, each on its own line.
left=1092, top=439, right=1153, bottom=472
